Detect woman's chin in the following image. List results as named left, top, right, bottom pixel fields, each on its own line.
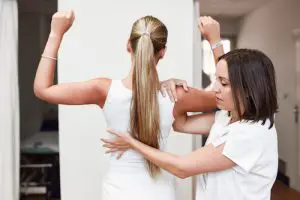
left=216, top=104, right=223, bottom=110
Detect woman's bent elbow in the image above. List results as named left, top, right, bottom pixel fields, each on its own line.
left=33, top=87, right=46, bottom=101
left=175, top=170, right=190, bottom=179
left=174, top=164, right=191, bottom=179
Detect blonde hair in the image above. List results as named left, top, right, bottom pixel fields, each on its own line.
left=129, top=16, right=168, bottom=177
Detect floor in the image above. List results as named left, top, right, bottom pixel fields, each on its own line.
left=23, top=181, right=300, bottom=200
left=271, top=181, right=300, bottom=200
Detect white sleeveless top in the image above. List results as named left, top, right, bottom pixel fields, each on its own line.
left=102, top=80, right=175, bottom=173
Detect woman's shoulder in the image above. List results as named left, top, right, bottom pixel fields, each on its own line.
left=228, top=118, right=277, bottom=141
left=214, top=110, right=230, bottom=122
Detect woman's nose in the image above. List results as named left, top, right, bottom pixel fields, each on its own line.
left=212, top=81, right=220, bottom=93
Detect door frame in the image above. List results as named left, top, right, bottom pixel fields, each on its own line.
left=293, top=28, right=300, bottom=191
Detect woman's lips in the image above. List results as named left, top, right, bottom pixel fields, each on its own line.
left=216, top=96, right=223, bottom=102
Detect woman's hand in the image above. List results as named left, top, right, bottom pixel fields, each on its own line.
left=101, top=129, right=135, bottom=159
left=160, top=79, right=189, bottom=102
left=198, top=16, right=221, bottom=45
left=50, top=10, right=75, bottom=38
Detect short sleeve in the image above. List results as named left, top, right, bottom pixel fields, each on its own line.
left=214, top=110, right=227, bottom=121
left=210, top=110, right=231, bottom=147
left=221, top=125, right=265, bottom=173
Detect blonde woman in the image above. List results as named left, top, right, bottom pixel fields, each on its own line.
left=34, top=10, right=223, bottom=200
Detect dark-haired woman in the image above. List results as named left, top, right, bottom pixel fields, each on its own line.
left=103, top=49, right=278, bottom=200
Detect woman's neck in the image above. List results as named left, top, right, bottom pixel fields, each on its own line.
left=122, top=62, right=135, bottom=90
left=229, top=111, right=240, bottom=123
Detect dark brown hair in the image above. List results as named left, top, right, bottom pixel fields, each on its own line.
left=218, top=49, right=278, bottom=128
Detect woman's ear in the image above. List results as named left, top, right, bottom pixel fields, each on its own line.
left=127, top=40, right=133, bottom=53
left=158, top=48, right=166, bottom=59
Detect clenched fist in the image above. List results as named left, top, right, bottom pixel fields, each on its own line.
left=50, top=10, right=75, bottom=38
left=198, top=16, right=221, bottom=44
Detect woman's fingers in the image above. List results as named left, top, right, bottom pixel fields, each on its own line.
left=117, top=151, right=126, bottom=159
left=170, top=83, right=177, bottom=102
left=177, top=80, right=188, bottom=91
left=160, top=84, right=167, bottom=97
left=100, top=138, right=114, bottom=145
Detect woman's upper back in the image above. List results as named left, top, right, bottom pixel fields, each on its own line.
left=102, top=80, right=174, bottom=165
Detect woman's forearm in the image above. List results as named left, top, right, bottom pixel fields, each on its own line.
left=105, top=128, right=234, bottom=178
left=34, top=34, right=62, bottom=98
left=131, top=138, right=188, bottom=179
left=130, top=139, right=233, bottom=179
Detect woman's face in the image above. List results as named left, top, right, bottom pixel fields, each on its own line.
left=213, top=59, right=236, bottom=112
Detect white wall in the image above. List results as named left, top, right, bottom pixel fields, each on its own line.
left=58, top=1, right=195, bottom=200
left=237, top=0, right=300, bottom=189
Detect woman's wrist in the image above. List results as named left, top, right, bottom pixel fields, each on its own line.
left=210, top=40, right=223, bottom=50
left=208, top=36, right=221, bottom=45
left=42, top=33, right=63, bottom=58
left=49, top=31, right=64, bottom=40
left=129, top=137, right=139, bottom=150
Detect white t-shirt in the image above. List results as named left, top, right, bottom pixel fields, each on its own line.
left=196, top=110, right=278, bottom=200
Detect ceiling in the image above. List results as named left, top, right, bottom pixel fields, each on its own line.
left=19, top=0, right=272, bottom=17
left=199, top=0, right=273, bottom=17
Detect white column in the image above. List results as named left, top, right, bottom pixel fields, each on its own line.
left=58, top=1, right=195, bottom=200
left=0, top=1, right=20, bottom=200
left=192, top=1, right=202, bottom=199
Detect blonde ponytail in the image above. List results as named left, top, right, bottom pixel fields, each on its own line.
left=129, top=16, right=168, bottom=177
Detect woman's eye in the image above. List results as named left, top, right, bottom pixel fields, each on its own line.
left=221, top=82, right=227, bottom=86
